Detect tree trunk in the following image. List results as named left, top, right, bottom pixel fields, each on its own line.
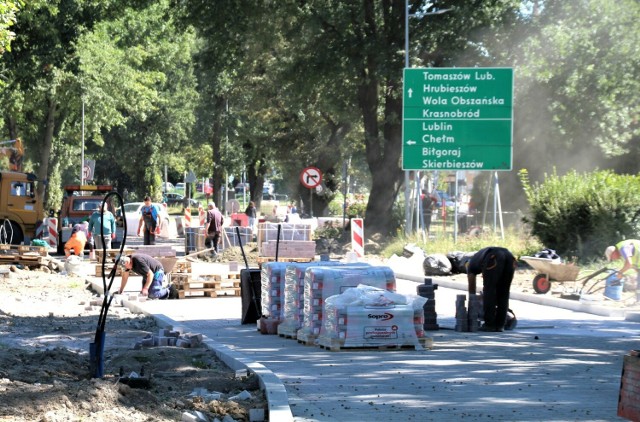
left=210, top=96, right=225, bottom=210
left=36, top=99, right=57, bottom=208
left=355, top=0, right=405, bottom=236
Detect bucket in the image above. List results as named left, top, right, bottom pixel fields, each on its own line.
left=184, top=227, right=205, bottom=254
left=604, top=272, right=624, bottom=301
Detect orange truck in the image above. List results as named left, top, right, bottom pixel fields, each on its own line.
left=0, top=170, right=44, bottom=245
left=57, top=184, right=122, bottom=254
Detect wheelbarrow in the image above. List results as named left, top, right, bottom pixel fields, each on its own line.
left=521, top=256, right=614, bottom=295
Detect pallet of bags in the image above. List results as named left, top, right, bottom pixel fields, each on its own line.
left=296, top=265, right=396, bottom=345
left=276, top=261, right=356, bottom=339
left=317, top=284, right=432, bottom=351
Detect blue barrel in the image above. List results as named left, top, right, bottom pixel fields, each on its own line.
left=604, top=272, right=624, bottom=301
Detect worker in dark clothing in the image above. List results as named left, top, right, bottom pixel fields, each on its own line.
left=117, top=253, right=178, bottom=299
left=137, top=196, right=159, bottom=245
left=466, top=247, right=517, bottom=332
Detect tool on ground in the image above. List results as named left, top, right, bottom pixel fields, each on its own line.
left=522, top=256, right=620, bottom=299
left=237, top=226, right=261, bottom=324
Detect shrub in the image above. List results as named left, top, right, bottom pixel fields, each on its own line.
left=519, top=169, right=640, bottom=261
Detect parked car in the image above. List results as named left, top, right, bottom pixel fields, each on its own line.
left=162, top=182, right=174, bottom=192
left=234, top=182, right=249, bottom=194
left=175, top=182, right=185, bottom=191
left=165, top=192, right=199, bottom=208
left=116, top=202, right=170, bottom=237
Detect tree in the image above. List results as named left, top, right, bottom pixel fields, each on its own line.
left=0, top=0, right=20, bottom=55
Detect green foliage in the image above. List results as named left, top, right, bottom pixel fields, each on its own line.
left=0, top=0, right=20, bottom=55
left=313, top=221, right=342, bottom=242
left=519, top=169, right=640, bottom=261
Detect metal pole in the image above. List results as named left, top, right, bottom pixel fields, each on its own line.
left=404, top=0, right=412, bottom=235
left=81, top=100, right=85, bottom=185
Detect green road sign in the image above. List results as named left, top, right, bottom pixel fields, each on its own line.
left=402, top=67, right=513, bottom=170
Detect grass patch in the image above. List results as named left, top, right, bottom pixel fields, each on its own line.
left=381, top=227, right=544, bottom=260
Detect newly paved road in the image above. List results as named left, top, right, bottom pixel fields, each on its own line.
left=80, top=234, right=640, bottom=421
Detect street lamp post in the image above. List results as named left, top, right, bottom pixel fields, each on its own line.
left=403, top=2, right=451, bottom=236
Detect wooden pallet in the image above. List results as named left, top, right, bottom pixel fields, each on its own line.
left=0, top=244, right=48, bottom=257
left=173, top=261, right=192, bottom=274
left=257, top=256, right=314, bottom=264
left=95, top=264, right=122, bottom=277
left=0, top=254, right=44, bottom=266
left=178, top=289, right=218, bottom=299
left=296, top=330, right=318, bottom=346
left=95, top=248, right=135, bottom=264
left=315, top=335, right=434, bottom=352
left=277, top=323, right=299, bottom=339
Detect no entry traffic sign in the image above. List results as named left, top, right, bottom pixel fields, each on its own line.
left=300, top=166, right=323, bottom=189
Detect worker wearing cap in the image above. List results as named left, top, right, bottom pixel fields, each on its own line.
left=605, top=240, right=640, bottom=287
left=117, top=253, right=178, bottom=299
left=204, top=201, right=224, bottom=255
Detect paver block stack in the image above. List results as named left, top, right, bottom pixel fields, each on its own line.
left=257, top=222, right=313, bottom=259
left=416, top=278, right=439, bottom=330
left=260, top=240, right=316, bottom=259
left=455, top=294, right=468, bottom=332
left=94, top=248, right=130, bottom=264
left=296, top=266, right=396, bottom=345
left=618, top=350, right=640, bottom=421
left=467, top=294, right=481, bottom=332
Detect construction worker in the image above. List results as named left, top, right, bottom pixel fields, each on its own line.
left=605, top=240, right=640, bottom=301
left=88, top=203, right=116, bottom=250
left=117, top=253, right=178, bottom=299
left=467, top=246, right=517, bottom=332
left=137, top=196, right=160, bottom=245
left=64, top=222, right=89, bottom=258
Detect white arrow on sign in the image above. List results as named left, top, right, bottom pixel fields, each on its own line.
left=406, top=140, right=416, bottom=145
left=408, top=88, right=413, bottom=98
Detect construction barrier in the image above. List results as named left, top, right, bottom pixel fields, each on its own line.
left=199, top=207, right=206, bottom=227
left=184, top=207, right=191, bottom=228
left=175, top=217, right=185, bottom=237
left=351, top=217, right=364, bottom=257
left=39, top=217, right=58, bottom=249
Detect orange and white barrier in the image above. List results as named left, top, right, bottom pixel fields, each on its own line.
left=39, top=217, right=58, bottom=249
left=175, top=216, right=185, bottom=237
left=351, top=218, right=364, bottom=257
left=184, top=207, right=191, bottom=228
left=198, top=207, right=206, bottom=227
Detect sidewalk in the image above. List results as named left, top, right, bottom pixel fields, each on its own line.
left=88, top=267, right=640, bottom=422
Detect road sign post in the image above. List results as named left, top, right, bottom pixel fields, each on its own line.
left=402, top=67, right=514, bottom=171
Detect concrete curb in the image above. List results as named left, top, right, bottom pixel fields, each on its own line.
left=88, top=279, right=294, bottom=422
left=398, top=272, right=630, bottom=318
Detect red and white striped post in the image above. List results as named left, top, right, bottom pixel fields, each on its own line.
left=351, top=217, right=364, bottom=257
left=40, top=217, right=58, bottom=249
left=198, top=206, right=206, bottom=227
left=184, top=207, right=191, bottom=228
